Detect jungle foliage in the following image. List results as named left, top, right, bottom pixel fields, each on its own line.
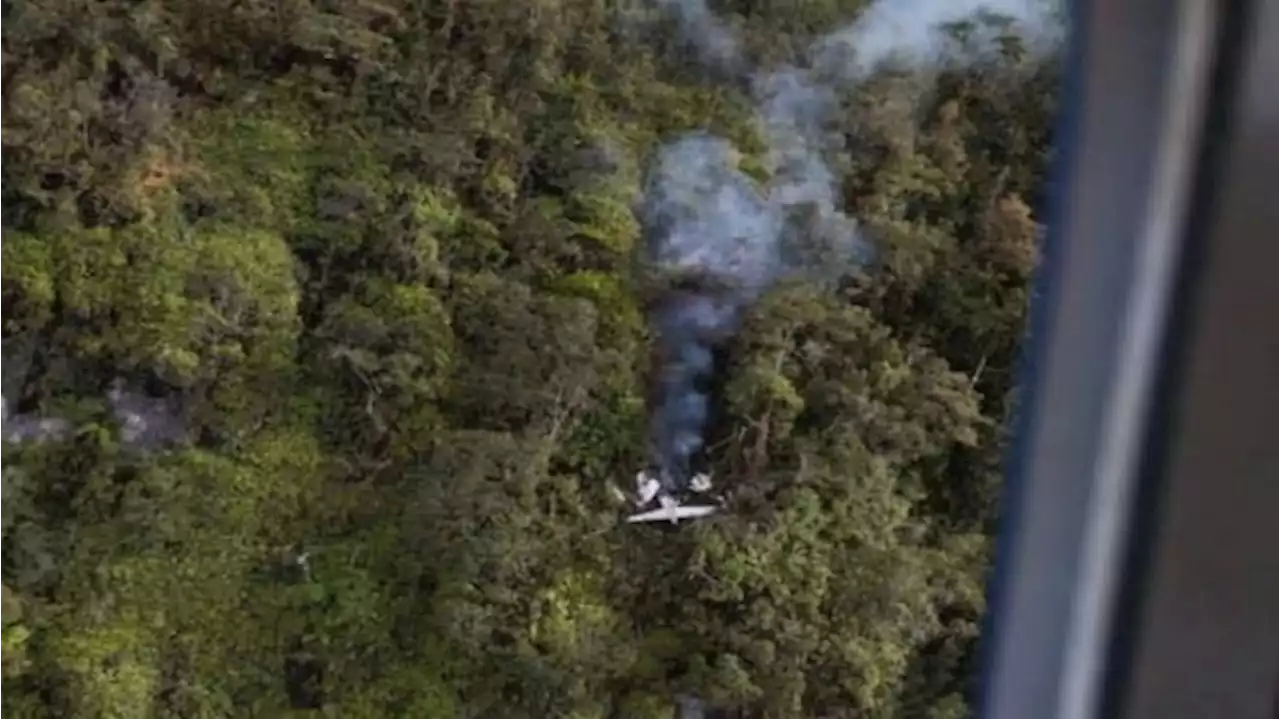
left=2, top=0, right=1058, bottom=716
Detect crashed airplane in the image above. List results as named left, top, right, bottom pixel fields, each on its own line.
left=624, top=468, right=721, bottom=524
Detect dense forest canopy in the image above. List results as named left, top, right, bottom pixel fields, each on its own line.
left=2, top=0, right=1060, bottom=716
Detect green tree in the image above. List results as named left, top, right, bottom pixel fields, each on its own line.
left=2, top=0, right=1058, bottom=715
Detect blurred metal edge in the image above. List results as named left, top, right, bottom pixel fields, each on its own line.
left=1101, top=0, right=1278, bottom=715
left=973, top=0, right=1274, bottom=716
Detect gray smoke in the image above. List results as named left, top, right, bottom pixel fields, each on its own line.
left=639, top=0, right=1059, bottom=489
left=643, top=134, right=781, bottom=292
left=654, top=0, right=744, bottom=76
left=2, top=381, right=186, bottom=449
left=810, top=0, right=1063, bottom=82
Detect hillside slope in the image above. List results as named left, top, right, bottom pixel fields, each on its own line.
left=2, top=1, right=1059, bottom=716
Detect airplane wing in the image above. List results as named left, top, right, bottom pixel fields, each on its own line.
left=626, top=504, right=719, bottom=524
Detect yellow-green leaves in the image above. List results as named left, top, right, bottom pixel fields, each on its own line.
left=1, top=233, right=57, bottom=333
left=188, top=109, right=313, bottom=233
left=50, top=621, right=160, bottom=719
left=1, top=585, right=31, bottom=681
left=3, top=219, right=300, bottom=433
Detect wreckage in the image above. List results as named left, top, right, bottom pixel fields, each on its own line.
left=624, top=468, right=722, bottom=524
left=616, top=266, right=742, bottom=526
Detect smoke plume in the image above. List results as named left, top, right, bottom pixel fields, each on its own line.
left=638, top=0, right=1059, bottom=490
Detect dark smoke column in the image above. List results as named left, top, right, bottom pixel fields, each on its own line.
left=637, top=134, right=782, bottom=492
left=648, top=288, right=737, bottom=491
